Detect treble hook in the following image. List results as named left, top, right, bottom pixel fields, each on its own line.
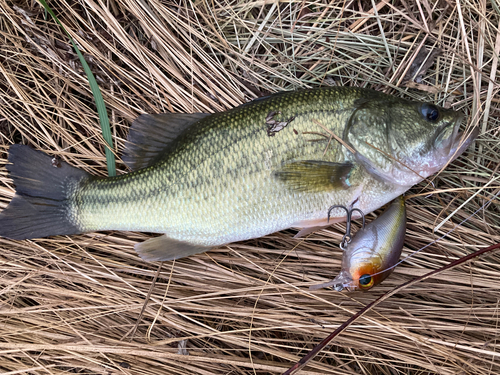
left=327, top=204, right=365, bottom=250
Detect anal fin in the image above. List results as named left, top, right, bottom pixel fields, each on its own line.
left=134, top=234, right=213, bottom=261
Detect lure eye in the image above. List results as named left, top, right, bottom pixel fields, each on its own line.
left=358, top=274, right=374, bottom=288
left=420, top=103, right=439, bottom=122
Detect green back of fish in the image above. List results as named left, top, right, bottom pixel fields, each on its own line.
left=68, top=88, right=398, bottom=245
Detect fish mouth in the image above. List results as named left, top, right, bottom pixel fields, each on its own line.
left=427, top=114, right=477, bottom=176
left=435, top=113, right=462, bottom=154
left=451, top=113, right=464, bottom=142
left=442, top=113, right=477, bottom=159
left=448, top=126, right=478, bottom=162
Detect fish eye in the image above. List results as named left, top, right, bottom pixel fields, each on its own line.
left=358, top=274, right=373, bottom=288
left=420, top=103, right=439, bottom=122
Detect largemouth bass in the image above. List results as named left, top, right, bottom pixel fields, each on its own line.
left=0, top=87, right=475, bottom=261
left=311, top=195, right=406, bottom=292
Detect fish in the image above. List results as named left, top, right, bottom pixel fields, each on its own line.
left=310, top=195, right=406, bottom=292
left=0, top=87, right=476, bottom=261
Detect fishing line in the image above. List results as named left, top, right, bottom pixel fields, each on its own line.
left=370, top=185, right=500, bottom=279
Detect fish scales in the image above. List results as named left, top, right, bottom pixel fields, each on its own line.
left=71, top=88, right=375, bottom=245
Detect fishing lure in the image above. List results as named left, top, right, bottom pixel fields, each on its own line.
left=311, top=195, right=406, bottom=291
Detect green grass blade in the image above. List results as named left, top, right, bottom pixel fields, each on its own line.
left=38, top=0, right=116, bottom=177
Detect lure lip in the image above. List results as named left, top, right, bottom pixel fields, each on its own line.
left=309, top=269, right=355, bottom=292
left=331, top=270, right=352, bottom=291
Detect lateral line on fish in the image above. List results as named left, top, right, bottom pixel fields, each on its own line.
left=370, top=187, right=500, bottom=279
left=131, top=114, right=349, bottom=199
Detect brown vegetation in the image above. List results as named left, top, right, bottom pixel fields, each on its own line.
left=0, top=1, right=499, bottom=374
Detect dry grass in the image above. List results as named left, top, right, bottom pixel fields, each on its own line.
left=0, top=0, right=499, bottom=374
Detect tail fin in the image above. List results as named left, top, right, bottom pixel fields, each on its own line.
left=0, top=145, right=89, bottom=240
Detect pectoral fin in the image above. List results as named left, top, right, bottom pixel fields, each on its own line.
left=134, top=235, right=213, bottom=261
left=274, top=160, right=353, bottom=192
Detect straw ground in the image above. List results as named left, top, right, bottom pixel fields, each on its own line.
left=0, top=1, right=499, bottom=374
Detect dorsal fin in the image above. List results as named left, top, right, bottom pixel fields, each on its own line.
left=123, top=113, right=210, bottom=170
